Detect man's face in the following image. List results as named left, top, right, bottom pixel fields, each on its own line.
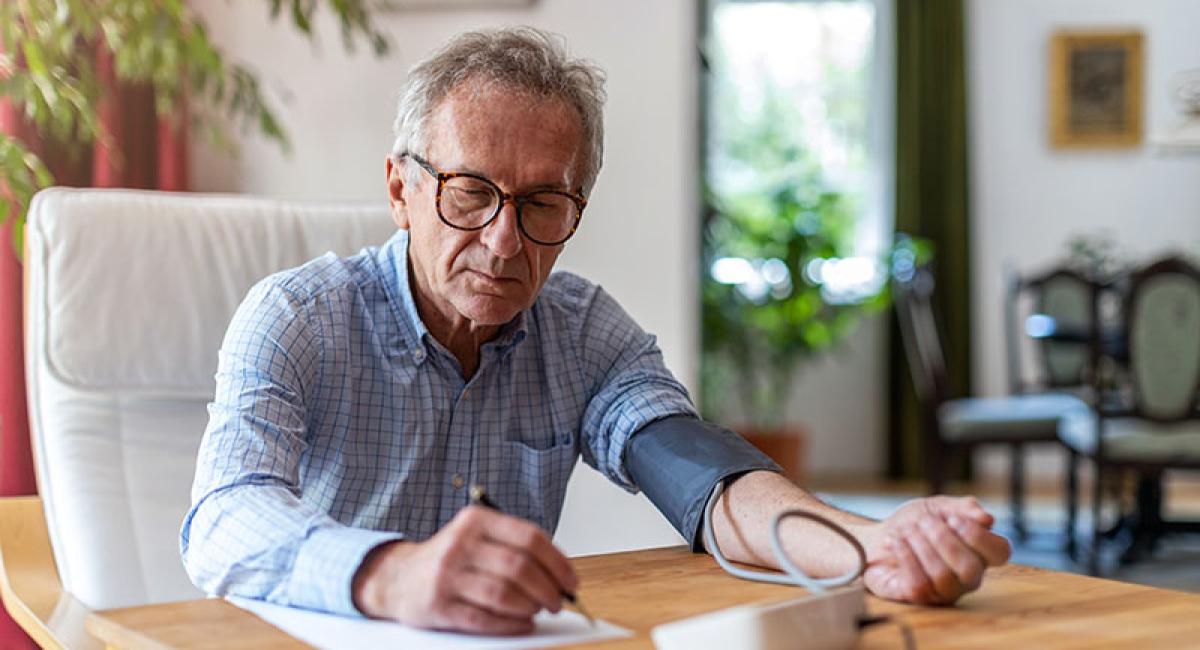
left=387, top=86, right=586, bottom=329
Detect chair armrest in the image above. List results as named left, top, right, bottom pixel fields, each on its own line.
left=0, top=496, right=100, bottom=650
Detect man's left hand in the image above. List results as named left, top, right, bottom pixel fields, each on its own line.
left=862, top=496, right=1011, bottom=605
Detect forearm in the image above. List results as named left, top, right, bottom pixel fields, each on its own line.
left=706, top=470, right=881, bottom=578
left=182, top=482, right=402, bottom=615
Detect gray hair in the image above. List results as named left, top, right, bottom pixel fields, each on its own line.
left=391, top=26, right=607, bottom=194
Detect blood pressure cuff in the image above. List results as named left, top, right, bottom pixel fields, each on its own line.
left=625, top=415, right=783, bottom=552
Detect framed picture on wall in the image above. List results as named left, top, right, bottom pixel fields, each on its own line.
left=1049, top=29, right=1144, bottom=148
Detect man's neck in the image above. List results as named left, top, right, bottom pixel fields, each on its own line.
left=407, top=267, right=500, bottom=380
left=430, top=315, right=495, bottom=379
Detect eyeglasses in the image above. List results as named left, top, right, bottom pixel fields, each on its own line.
left=400, top=153, right=587, bottom=246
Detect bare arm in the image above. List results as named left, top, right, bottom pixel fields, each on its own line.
left=707, top=470, right=877, bottom=576
left=708, top=471, right=1012, bottom=605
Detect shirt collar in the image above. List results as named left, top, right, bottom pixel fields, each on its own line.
left=382, top=229, right=530, bottom=356
left=380, top=229, right=432, bottom=349
left=488, top=310, right=528, bottom=351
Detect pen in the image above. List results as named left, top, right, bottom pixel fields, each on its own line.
left=469, top=485, right=596, bottom=627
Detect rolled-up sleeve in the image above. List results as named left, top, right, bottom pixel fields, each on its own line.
left=574, top=286, right=781, bottom=547
left=577, top=287, right=699, bottom=490
left=625, top=415, right=781, bottom=550
left=179, top=280, right=401, bottom=617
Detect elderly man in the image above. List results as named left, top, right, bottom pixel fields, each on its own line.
left=181, top=27, right=1009, bottom=635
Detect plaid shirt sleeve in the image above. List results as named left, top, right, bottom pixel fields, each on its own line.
left=179, top=279, right=402, bottom=617
left=578, top=286, right=699, bottom=491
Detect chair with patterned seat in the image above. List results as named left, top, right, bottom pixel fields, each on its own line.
left=1004, top=265, right=1105, bottom=556
left=1006, top=266, right=1104, bottom=394
left=1060, top=255, right=1200, bottom=575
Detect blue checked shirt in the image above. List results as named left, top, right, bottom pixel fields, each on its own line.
left=180, top=229, right=697, bottom=617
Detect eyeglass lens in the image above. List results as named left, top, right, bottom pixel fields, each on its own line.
left=440, top=176, right=577, bottom=244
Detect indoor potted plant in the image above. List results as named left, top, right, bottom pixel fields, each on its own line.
left=700, top=179, right=890, bottom=483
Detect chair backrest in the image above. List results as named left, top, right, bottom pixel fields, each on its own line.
left=1122, top=256, right=1200, bottom=423
left=892, top=264, right=947, bottom=408
left=24, top=188, right=395, bottom=609
left=1006, top=266, right=1099, bottom=392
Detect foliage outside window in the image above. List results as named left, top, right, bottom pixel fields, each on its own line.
left=701, top=1, right=890, bottom=429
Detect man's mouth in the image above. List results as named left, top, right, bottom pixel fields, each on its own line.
left=468, top=269, right=520, bottom=283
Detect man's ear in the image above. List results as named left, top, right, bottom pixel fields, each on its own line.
left=386, top=155, right=410, bottom=230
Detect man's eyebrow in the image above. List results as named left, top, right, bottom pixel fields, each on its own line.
left=449, top=163, right=488, bottom=177
left=450, top=166, right=573, bottom=193
left=524, top=180, right=573, bottom=193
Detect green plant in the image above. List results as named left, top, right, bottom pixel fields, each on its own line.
left=700, top=77, right=891, bottom=429
left=0, top=0, right=390, bottom=254
left=700, top=189, right=892, bottom=430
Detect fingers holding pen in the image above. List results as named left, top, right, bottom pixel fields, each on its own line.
left=454, top=568, right=544, bottom=619
left=471, top=537, right=565, bottom=613
left=443, top=507, right=576, bottom=631
left=434, top=598, right=535, bottom=636
left=475, top=507, right=579, bottom=596
left=351, top=504, right=579, bottom=635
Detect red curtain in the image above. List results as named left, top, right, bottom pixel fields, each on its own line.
left=0, top=41, right=188, bottom=648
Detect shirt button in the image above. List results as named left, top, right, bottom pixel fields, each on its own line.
left=412, top=348, right=426, bottom=363
left=451, top=474, right=464, bottom=489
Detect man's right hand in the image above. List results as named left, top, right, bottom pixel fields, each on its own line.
left=351, top=505, right=578, bottom=635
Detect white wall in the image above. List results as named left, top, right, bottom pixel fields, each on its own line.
left=786, top=316, right=887, bottom=480
left=969, top=0, right=1200, bottom=480
left=188, top=0, right=698, bottom=553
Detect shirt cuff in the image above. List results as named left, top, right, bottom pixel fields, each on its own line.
left=287, top=526, right=405, bottom=617
left=600, top=390, right=698, bottom=492
left=624, top=415, right=782, bottom=551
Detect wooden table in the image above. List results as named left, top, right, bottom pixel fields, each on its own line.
left=87, top=546, right=1200, bottom=649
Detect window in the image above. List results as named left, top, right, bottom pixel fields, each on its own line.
left=704, top=0, right=893, bottom=304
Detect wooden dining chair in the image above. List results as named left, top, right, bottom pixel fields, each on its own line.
left=1059, top=255, right=1200, bottom=574
left=1004, top=266, right=1103, bottom=556
left=1005, top=267, right=1102, bottom=393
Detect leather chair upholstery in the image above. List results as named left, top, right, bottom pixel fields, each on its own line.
left=24, top=188, right=394, bottom=609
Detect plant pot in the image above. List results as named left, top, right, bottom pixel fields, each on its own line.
left=736, top=425, right=808, bottom=486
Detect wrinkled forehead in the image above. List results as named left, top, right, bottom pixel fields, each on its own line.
left=424, top=83, right=588, bottom=186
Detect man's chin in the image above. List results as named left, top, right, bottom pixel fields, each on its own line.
left=456, top=295, right=526, bottom=326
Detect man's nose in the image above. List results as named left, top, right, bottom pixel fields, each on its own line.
left=480, top=199, right=523, bottom=259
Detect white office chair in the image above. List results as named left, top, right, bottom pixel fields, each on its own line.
left=5, top=187, right=394, bottom=647
left=2, top=187, right=684, bottom=648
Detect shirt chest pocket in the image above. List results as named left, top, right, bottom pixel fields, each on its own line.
left=506, top=427, right=575, bottom=451
left=499, top=433, right=578, bottom=530
left=504, top=430, right=576, bottom=485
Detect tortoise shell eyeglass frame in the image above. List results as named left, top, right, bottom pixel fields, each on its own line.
left=397, top=152, right=587, bottom=246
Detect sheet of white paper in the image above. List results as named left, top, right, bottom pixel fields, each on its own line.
left=228, top=596, right=632, bottom=650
